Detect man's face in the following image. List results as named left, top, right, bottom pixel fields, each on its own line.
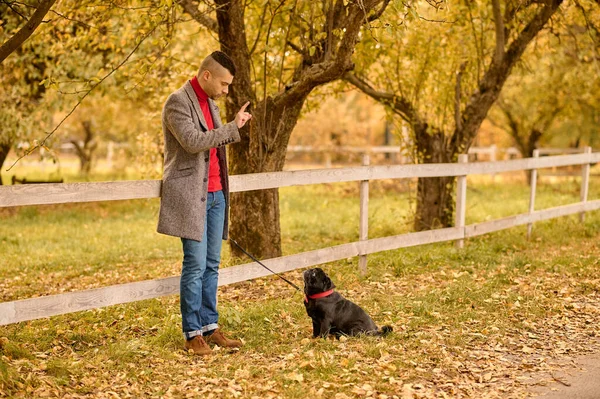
left=201, top=66, right=233, bottom=100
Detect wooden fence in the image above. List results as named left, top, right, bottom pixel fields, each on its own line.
left=286, top=144, right=590, bottom=166
left=1, top=149, right=599, bottom=326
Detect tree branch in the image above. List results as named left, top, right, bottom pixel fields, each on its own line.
left=278, top=0, right=299, bottom=90
left=368, top=0, right=391, bottom=22
left=492, top=0, right=505, bottom=64
left=498, top=102, right=525, bottom=152
left=3, top=0, right=29, bottom=20
left=286, top=40, right=306, bottom=57
left=249, top=1, right=270, bottom=55
left=455, top=62, right=467, bottom=131
left=262, top=0, right=287, bottom=117
left=466, top=1, right=482, bottom=83
left=343, top=72, right=419, bottom=125
left=325, top=0, right=335, bottom=60
left=177, top=0, right=217, bottom=32
left=0, top=0, right=57, bottom=64
left=457, top=0, right=563, bottom=152
left=574, top=0, right=600, bottom=68
left=504, top=0, right=533, bottom=25
left=274, top=0, right=390, bottom=107
left=5, top=23, right=161, bottom=171
left=539, top=104, right=564, bottom=131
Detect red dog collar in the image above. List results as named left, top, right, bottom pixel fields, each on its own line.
left=304, top=289, right=334, bottom=302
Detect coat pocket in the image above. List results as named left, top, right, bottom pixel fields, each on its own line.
left=170, top=163, right=196, bottom=179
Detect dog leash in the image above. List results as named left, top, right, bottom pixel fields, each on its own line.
left=229, top=238, right=301, bottom=292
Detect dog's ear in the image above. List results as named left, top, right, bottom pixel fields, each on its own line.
left=323, top=274, right=335, bottom=290
left=316, top=269, right=335, bottom=291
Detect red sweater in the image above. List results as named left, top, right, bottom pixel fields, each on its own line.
left=190, top=76, right=222, bottom=192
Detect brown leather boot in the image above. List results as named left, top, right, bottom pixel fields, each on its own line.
left=184, top=336, right=212, bottom=356
left=204, top=328, right=243, bottom=348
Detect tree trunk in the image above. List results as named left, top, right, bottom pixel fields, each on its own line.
left=524, top=128, right=542, bottom=185
left=413, top=124, right=456, bottom=231
left=524, top=129, right=542, bottom=158
left=0, top=142, right=11, bottom=185
left=71, top=120, right=97, bottom=175
left=214, top=0, right=285, bottom=259
left=416, top=176, right=456, bottom=230
left=212, top=0, right=386, bottom=259
left=228, top=97, right=307, bottom=259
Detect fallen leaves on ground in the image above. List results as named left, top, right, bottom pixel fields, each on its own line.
left=1, top=227, right=599, bottom=398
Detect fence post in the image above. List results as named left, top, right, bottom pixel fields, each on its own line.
left=359, top=153, right=370, bottom=275
left=527, top=149, right=539, bottom=239
left=455, top=154, right=468, bottom=249
left=490, top=144, right=497, bottom=182
left=324, top=152, right=332, bottom=168
left=106, top=141, right=115, bottom=170
left=580, top=146, right=592, bottom=222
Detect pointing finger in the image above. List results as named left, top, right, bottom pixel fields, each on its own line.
left=240, top=101, right=250, bottom=113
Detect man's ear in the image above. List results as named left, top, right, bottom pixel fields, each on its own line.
left=200, top=70, right=211, bottom=81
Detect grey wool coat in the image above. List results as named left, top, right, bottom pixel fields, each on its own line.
left=157, top=81, right=241, bottom=242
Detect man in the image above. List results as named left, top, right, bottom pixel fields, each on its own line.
left=157, top=51, right=251, bottom=356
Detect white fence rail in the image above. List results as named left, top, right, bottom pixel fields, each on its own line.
left=1, top=150, right=598, bottom=326
left=286, top=144, right=591, bottom=166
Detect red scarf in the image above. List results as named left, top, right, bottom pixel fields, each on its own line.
left=190, top=76, right=222, bottom=192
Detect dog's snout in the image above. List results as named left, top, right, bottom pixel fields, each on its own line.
left=303, top=269, right=316, bottom=277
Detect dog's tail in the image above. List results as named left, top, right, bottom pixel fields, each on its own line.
left=379, top=325, right=393, bottom=336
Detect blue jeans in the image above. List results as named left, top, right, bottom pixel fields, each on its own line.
left=180, top=190, right=225, bottom=340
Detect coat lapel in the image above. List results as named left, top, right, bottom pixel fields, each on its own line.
left=183, top=81, right=208, bottom=131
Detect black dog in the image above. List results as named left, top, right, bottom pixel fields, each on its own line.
left=303, top=267, right=393, bottom=338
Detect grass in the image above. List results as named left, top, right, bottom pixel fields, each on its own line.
left=1, top=171, right=600, bottom=397
left=2, top=174, right=597, bottom=302
left=2, top=155, right=144, bottom=184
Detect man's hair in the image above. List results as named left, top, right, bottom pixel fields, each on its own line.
left=200, top=51, right=236, bottom=76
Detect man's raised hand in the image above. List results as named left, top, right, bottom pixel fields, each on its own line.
left=235, top=101, right=252, bottom=128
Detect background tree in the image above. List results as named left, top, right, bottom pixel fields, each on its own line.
left=488, top=0, right=600, bottom=178
left=179, top=0, right=392, bottom=258
left=345, top=0, right=564, bottom=230
left=0, top=0, right=56, bottom=184
left=0, top=0, right=182, bottom=180
left=0, top=0, right=57, bottom=64
left=7, top=0, right=595, bottom=255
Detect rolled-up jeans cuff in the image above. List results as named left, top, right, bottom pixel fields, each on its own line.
left=202, top=323, right=219, bottom=335
left=184, top=330, right=203, bottom=340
